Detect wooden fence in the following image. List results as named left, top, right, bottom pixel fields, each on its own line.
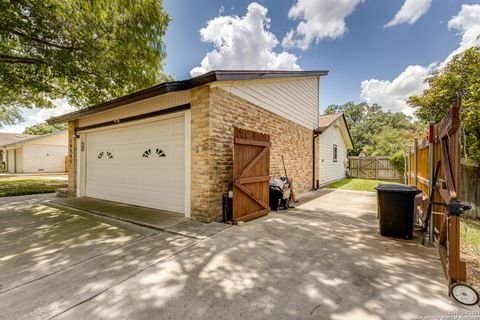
left=408, top=141, right=479, bottom=219
left=407, top=98, right=470, bottom=288
left=407, top=134, right=445, bottom=233
left=460, top=161, right=480, bottom=218
left=349, top=156, right=403, bottom=182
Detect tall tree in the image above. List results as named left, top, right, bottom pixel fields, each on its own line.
left=0, top=0, right=171, bottom=126
left=408, top=47, right=480, bottom=164
left=325, top=102, right=419, bottom=156
left=24, top=122, right=67, bottom=135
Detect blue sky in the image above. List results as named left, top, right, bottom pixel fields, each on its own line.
left=163, top=0, right=480, bottom=113
left=4, top=0, right=480, bottom=132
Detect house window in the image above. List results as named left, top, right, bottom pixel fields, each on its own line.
left=333, top=144, right=338, bottom=162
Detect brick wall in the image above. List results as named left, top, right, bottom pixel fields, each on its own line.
left=190, top=86, right=213, bottom=221
left=189, top=86, right=315, bottom=221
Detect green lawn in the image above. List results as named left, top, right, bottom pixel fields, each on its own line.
left=0, top=178, right=67, bottom=197
left=328, top=178, right=400, bottom=192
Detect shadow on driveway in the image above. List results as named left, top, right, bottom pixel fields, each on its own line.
left=0, top=190, right=475, bottom=320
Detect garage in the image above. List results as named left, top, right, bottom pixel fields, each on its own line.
left=48, top=70, right=329, bottom=222
left=84, top=114, right=186, bottom=213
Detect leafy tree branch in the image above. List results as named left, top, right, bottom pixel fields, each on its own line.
left=0, top=0, right=172, bottom=126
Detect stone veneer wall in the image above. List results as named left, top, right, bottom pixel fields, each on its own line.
left=189, top=86, right=316, bottom=222
left=189, top=86, right=213, bottom=221
left=67, top=120, right=78, bottom=196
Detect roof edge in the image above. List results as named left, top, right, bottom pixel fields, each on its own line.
left=316, top=113, right=354, bottom=149
left=1, top=130, right=67, bottom=148
left=47, top=70, right=328, bottom=124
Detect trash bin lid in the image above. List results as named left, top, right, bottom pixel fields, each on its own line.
left=375, top=184, right=422, bottom=194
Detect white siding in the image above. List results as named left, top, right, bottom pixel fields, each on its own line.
left=15, top=148, right=23, bottom=173
left=79, top=91, right=190, bottom=127
left=215, top=77, right=319, bottom=129
left=22, top=144, right=68, bottom=173
left=27, top=132, right=67, bottom=146
left=319, top=122, right=348, bottom=185
left=7, top=149, right=15, bottom=173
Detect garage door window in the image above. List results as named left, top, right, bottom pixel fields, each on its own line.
left=142, top=149, right=152, bottom=158
left=156, top=148, right=166, bottom=157
left=97, top=151, right=113, bottom=159
left=142, top=148, right=167, bottom=158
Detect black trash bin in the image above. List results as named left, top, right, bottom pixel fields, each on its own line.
left=375, top=184, right=422, bottom=239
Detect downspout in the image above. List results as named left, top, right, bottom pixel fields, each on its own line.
left=312, top=130, right=321, bottom=190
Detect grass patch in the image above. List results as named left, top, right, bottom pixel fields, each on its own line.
left=328, top=178, right=400, bottom=192
left=0, top=179, right=67, bottom=197
left=461, top=218, right=480, bottom=292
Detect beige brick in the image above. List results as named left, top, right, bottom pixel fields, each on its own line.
left=67, top=120, right=78, bottom=196
left=189, top=86, right=315, bottom=222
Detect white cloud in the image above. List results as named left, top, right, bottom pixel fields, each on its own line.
left=444, top=4, right=480, bottom=64
left=190, top=2, right=300, bottom=77
left=282, top=0, right=363, bottom=51
left=385, top=0, right=432, bottom=28
left=1, top=99, right=76, bottom=133
left=360, top=64, right=435, bottom=115
left=360, top=4, right=480, bottom=115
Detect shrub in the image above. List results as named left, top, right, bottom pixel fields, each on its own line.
left=390, top=153, right=405, bottom=174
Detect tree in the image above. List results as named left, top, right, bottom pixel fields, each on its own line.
left=24, top=122, right=67, bottom=135
left=325, top=102, right=419, bottom=156
left=408, top=47, right=480, bottom=164
left=0, top=0, right=171, bottom=126
left=363, top=127, right=415, bottom=157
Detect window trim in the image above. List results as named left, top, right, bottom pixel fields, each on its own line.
left=333, top=144, right=338, bottom=163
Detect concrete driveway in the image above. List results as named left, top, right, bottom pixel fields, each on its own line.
left=0, top=190, right=474, bottom=320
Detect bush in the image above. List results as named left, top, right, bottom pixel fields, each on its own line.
left=390, top=153, right=405, bottom=174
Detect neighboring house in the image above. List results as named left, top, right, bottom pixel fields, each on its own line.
left=48, top=70, right=333, bottom=222
left=0, top=133, right=36, bottom=166
left=1, top=131, right=68, bottom=173
left=316, top=113, right=353, bottom=186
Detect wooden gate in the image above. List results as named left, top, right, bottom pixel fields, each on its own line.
left=349, top=156, right=404, bottom=181
left=233, top=128, right=271, bottom=224
left=408, top=97, right=470, bottom=289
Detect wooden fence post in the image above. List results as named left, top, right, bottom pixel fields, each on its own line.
left=357, top=158, right=359, bottom=178
left=413, top=137, right=418, bottom=187
left=407, top=148, right=411, bottom=186
left=428, top=122, right=435, bottom=244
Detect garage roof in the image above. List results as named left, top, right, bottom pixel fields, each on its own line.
left=0, top=132, right=36, bottom=147
left=1, top=130, right=67, bottom=148
left=47, top=70, right=328, bottom=124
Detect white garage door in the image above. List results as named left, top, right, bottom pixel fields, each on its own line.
left=85, top=115, right=185, bottom=213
